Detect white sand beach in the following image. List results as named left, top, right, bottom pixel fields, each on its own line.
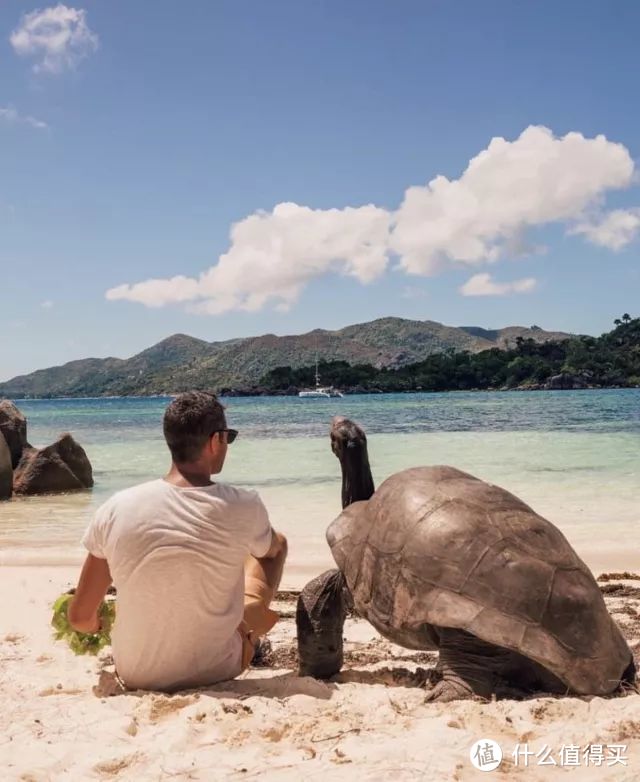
left=1, top=565, right=638, bottom=781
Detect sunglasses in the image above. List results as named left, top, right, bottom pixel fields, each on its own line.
left=212, top=428, right=238, bottom=444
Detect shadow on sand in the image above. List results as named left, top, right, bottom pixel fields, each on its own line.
left=93, top=668, right=335, bottom=702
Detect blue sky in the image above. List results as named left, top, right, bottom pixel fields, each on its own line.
left=1, top=1, right=639, bottom=381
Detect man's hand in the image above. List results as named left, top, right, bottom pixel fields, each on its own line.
left=68, top=554, right=112, bottom=633
left=261, top=530, right=287, bottom=560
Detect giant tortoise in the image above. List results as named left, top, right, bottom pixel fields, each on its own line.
left=296, top=417, right=635, bottom=702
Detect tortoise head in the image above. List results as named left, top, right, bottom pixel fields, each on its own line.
left=330, top=416, right=375, bottom=509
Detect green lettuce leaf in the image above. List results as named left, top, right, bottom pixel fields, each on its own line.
left=50, top=592, right=116, bottom=656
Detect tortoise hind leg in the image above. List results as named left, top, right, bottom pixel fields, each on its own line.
left=425, top=628, right=567, bottom=703
left=425, top=628, right=498, bottom=703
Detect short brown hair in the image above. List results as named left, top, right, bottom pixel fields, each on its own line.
left=163, top=391, right=226, bottom=463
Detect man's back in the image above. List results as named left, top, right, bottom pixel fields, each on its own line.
left=83, top=478, right=272, bottom=690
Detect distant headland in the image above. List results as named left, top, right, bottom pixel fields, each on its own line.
left=1, top=315, right=637, bottom=399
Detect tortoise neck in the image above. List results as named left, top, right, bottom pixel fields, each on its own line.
left=340, top=448, right=375, bottom=508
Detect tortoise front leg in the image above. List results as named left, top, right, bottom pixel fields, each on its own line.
left=297, top=569, right=350, bottom=678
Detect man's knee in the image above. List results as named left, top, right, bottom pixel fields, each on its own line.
left=275, top=532, right=288, bottom=558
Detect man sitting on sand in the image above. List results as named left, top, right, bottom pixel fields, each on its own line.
left=68, top=391, right=287, bottom=691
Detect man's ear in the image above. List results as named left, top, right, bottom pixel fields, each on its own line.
left=210, top=431, right=227, bottom=450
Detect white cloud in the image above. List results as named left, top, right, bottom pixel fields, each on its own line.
left=106, top=275, right=201, bottom=309
left=108, top=202, right=391, bottom=314
left=459, top=273, right=538, bottom=297
left=570, top=208, right=640, bottom=250
left=392, top=126, right=634, bottom=275
left=105, top=126, right=639, bottom=313
left=10, top=4, right=98, bottom=74
left=40, top=300, right=54, bottom=309
left=0, top=106, right=48, bottom=130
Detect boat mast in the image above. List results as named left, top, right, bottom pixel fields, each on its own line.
left=315, top=353, right=320, bottom=389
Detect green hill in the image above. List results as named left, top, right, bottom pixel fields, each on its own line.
left=0, top=317, right=572, bottom=398
left=261, top=316, right=639, bottom=393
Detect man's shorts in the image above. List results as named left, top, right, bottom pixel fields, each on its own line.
left=237, top=574, right=280, bottom=671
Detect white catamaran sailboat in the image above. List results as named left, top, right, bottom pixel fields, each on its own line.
left=298, top=357, right=344, bottom=398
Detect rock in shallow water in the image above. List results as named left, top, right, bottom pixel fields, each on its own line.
left=0, top=400, right=29, bottom=469
left=13, top=433, right=93, bottom=495
left=0, top=430, right=12, bottom=499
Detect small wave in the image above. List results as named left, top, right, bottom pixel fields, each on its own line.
left=529, top=466, right=603, bottom=473
left=233, top=475, right=335, bottom=488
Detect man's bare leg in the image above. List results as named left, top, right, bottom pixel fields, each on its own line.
left=242, top=533, right=288, bottom=640
left=245, top=533, right=288, bottom=602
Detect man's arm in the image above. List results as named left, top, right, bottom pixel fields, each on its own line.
left=68, top=554, right=112, bottom=633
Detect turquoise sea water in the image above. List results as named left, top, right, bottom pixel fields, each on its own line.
left=1, top=390, right=638, bottom=583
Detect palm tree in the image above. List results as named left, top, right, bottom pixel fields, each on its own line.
left=622, top=313, right=631, bottom=323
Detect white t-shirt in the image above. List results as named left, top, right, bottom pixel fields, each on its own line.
left=82, top=478, right=273, bottom=691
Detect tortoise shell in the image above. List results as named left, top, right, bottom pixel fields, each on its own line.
left=327, top=465, right=631, bottom=695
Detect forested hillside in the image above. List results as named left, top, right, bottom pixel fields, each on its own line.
left=0, top=318, right=569, bottom=398
left=261, top=316, right=639, bottom=393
